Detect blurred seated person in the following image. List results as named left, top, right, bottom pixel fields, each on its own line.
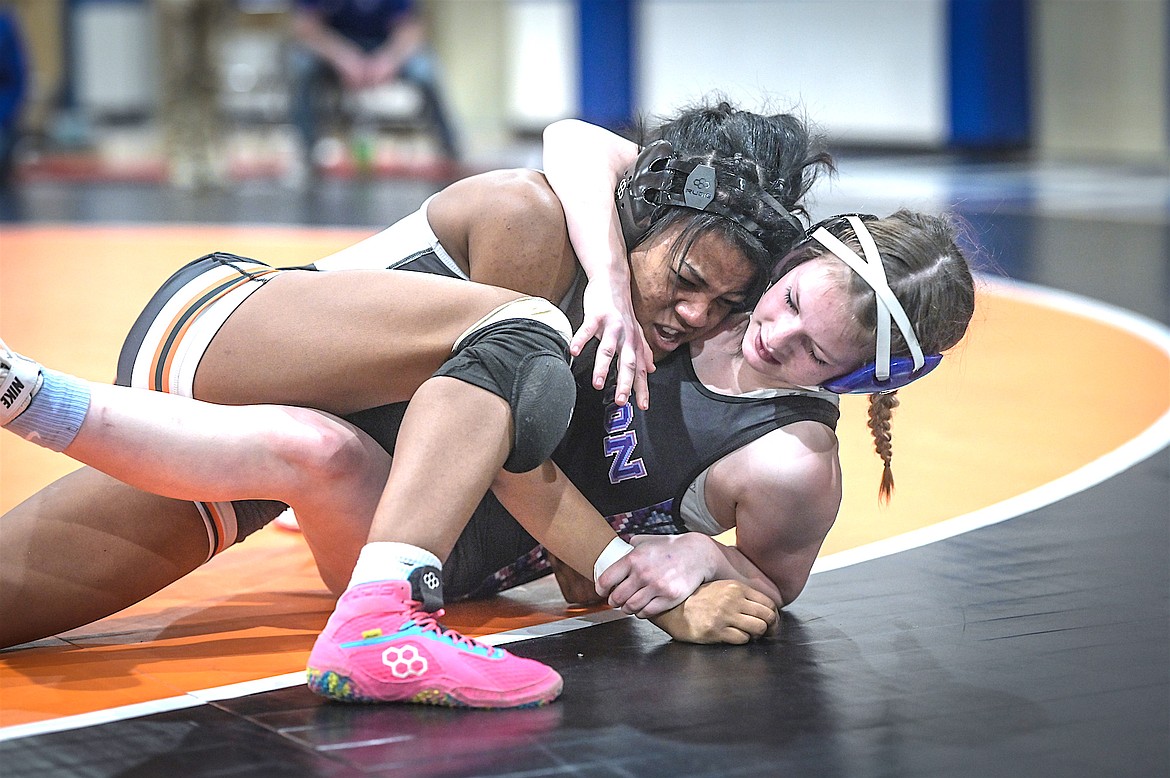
left=288, top=0, right=460, bottom=171
left=155, top=0, right=226, bottom=189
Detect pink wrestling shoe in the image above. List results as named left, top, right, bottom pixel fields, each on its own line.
left=306, top=578, right=563, bottom=708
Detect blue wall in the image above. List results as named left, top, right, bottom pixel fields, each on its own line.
left=577, top=0, right=634, bottom=131
left=948, top=0, right=1032, bottom=148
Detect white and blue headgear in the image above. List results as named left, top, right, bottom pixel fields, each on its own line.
left=809, top=215, right=942, bottom=395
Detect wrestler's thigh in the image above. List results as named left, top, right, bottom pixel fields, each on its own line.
left=196, top=269, right=521, bottom=415
left=0, top=467, right=209, bottom=649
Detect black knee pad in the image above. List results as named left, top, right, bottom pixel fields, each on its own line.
left=433, top=298, right=575, bottom=473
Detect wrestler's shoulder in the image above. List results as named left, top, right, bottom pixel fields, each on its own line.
left=436, top=168, right=563, bottom=218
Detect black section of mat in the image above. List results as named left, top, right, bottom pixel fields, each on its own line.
left=5, top=451, right=1166, bottom=778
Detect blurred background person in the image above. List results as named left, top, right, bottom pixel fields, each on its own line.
left=154, top=0, right=226, bottom=189
left=287, top=0, right=460, bottom=181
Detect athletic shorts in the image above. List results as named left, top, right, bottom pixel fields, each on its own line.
left=116, top=252, right=288, bottom=560
left=115, top=250, right=549, bottom=593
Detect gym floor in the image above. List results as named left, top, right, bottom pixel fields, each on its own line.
left=0, top=148, right=1167, bottom=777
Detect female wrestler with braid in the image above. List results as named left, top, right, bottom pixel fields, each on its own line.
left=1, top=102, right=831, bottom=707
left=0, top=203, right=975, bottom=706
left=3, top=104, right=976, bottom=706
left=542, top=116, right=973, bottom=617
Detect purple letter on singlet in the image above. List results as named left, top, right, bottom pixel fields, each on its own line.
left=606, top=403, right=632, bottom=434
left=604, top=402, right=646, bottom=483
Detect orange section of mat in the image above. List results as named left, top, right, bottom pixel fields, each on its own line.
left=824, top=287, right=1169, bottom=552
left=2, top=227, right=1168, bottom=730
left=1, top=225, right=374, bottom=512
left=0, top=525, right=584, bottom=727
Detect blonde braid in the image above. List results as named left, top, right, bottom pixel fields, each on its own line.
left=867, top=392, right=900, bottom=502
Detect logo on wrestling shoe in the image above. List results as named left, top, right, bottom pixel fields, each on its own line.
left=382, top=644, right=428, bottom=678
left=1, top=376, right=24, bottom=409
left=408, top=565, right=445, bottom=612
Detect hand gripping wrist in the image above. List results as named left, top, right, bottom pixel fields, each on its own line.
left=593, top=537, right=634, bottom=582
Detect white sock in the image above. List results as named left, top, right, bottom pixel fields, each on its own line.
left=347, top=541, right=441, bottom=592
left=4, top=368, right=90, bottom=452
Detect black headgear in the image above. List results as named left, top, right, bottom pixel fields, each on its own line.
left=613, top=139, right=805, bottom=253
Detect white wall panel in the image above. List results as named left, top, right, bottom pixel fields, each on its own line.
left=637, top=0, right=948, bottom=145
left=505, top=0, right=578, bottom=130
left=74, top=1, right=156, bottom=116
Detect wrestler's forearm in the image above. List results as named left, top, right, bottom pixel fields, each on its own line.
left=491, top=462, right=615, bottom=583
left=693, top=540, right=778, bottom=604
left=542, top=119, right=652, bottom=408
left=542, top=119, right=635, bottom=284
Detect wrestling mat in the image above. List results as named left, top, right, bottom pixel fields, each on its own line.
left=2, top=225, right=1167, bottom=738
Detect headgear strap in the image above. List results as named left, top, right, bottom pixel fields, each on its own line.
left=615, top=139, right=804, bottom=250
left=811, top=216, right=925, bottom=381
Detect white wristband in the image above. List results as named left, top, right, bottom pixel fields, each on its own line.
left=593, top=537, right=634, bottom=582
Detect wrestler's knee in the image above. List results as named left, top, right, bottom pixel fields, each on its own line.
left=435, top=296, right=575, bottom=473
left=266, top=407, right=385, bottom=493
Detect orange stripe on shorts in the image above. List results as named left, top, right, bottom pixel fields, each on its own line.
left=149, top=268, right=279, bottom=393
